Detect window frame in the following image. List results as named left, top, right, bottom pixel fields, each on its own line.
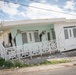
left=64, top=26, right=76, bottom=39
left=64, top=29, right=69, bottom=39
left=73, top=28, right=76, bottom=38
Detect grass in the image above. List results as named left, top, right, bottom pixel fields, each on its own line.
left=38, top=59, right=71, bottom=65
left=0, top=57, right=71, bottom=69
left=20, top=59, right=71, bottom=67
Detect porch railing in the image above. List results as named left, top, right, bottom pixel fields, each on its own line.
left=0, top=40, right=57, bottom=60
left=0, top=42, right=6, bottom=59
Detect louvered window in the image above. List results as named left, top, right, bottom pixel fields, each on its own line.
left=34, top=31, right=40, bottom=42
left=73, top=28, right=76, bottom=37
left=64, top=29, right=69, bottom=39
left=22, top=32, right=28, bottom=44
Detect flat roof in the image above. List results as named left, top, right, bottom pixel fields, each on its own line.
left=0, top=18, right=76, bottom=30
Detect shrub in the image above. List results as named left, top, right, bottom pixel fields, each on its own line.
left=4, top=61, right=14, bottom=68
left=13, top=61, right=27, bottom=67
left=0, top=57, right=71, bottom=69
left=0, top=58, right=5, bottom=67
left=0, top=58, right=13, bottom=68
left=0, top=58, right=29, bottom=69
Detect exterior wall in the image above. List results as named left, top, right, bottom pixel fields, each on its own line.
left=11, top=24, right=54, bottom=46
left=0, top=29, right=11, bottom=45
left=54, top=22, right=76, bottom=51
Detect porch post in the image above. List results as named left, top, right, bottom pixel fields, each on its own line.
left=49, top=41, right=51, bottom=54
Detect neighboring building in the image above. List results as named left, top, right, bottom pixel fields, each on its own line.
left=0, top=18, right=76, bottom=60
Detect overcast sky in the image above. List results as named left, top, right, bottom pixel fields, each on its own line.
left=0, top=0, right=76, bottom=21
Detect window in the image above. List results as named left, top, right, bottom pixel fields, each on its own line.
left=51, top=29, right=56, bottom=39
left=69, top=29, right=72, bottom=37
left=22, top=32, right=28, bottom=44
left=73, top=28, right=76, bottom=37
left=29, top=33, right=32, bottom=41
left=64, top=26, right=76, bottom=39
left=34, top=31, right=40, bottom=42
left=47, top=32, right=50, bottom=41
left=64, top=29, right=69, bottom=39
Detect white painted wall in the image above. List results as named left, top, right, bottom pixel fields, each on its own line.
left=54, top=22, right=76, bottom=51
left=0, top=29, right=11, bottom=46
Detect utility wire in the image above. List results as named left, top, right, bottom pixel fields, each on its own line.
left=0, top=0, right=76, bottom=16
left=28, top=0, right=48, bottom=4
left=29, top=0, right=76, bottom=11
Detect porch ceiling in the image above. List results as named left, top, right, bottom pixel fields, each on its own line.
left=0, top=21, right=54, bottom=30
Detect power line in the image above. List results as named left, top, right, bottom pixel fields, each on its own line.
left=0, top=0, right=76, bottom=17
left=28, top=0, right=48, bottom=5
left=29, top=0, right=76, bottom=11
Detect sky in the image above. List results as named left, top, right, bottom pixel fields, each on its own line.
left=0, top=0, right=76, bottom=21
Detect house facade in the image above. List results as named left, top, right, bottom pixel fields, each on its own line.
left=0, top=18, right=76, bottom=60
left=54, top=19, right=76, bottom=51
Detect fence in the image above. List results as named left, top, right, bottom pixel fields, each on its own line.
left=0, top=40, right=57, bottom=60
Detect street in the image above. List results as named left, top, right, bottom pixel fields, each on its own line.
left=0, top=66, right=76, bottom=75
left=25, top=66, right=76, bottom=75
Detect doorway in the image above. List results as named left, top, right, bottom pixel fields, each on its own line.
left=8, top=33, right=12, bottom=46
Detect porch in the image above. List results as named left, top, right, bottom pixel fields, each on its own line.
left=0, top=19, right=58, bottom=60
left=0, top=40, right=57, bottom=60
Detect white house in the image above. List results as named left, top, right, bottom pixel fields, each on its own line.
left=0, top=18, right=76, bottom=60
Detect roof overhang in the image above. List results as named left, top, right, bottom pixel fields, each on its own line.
left=0, top=18, right=76, bottom=30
